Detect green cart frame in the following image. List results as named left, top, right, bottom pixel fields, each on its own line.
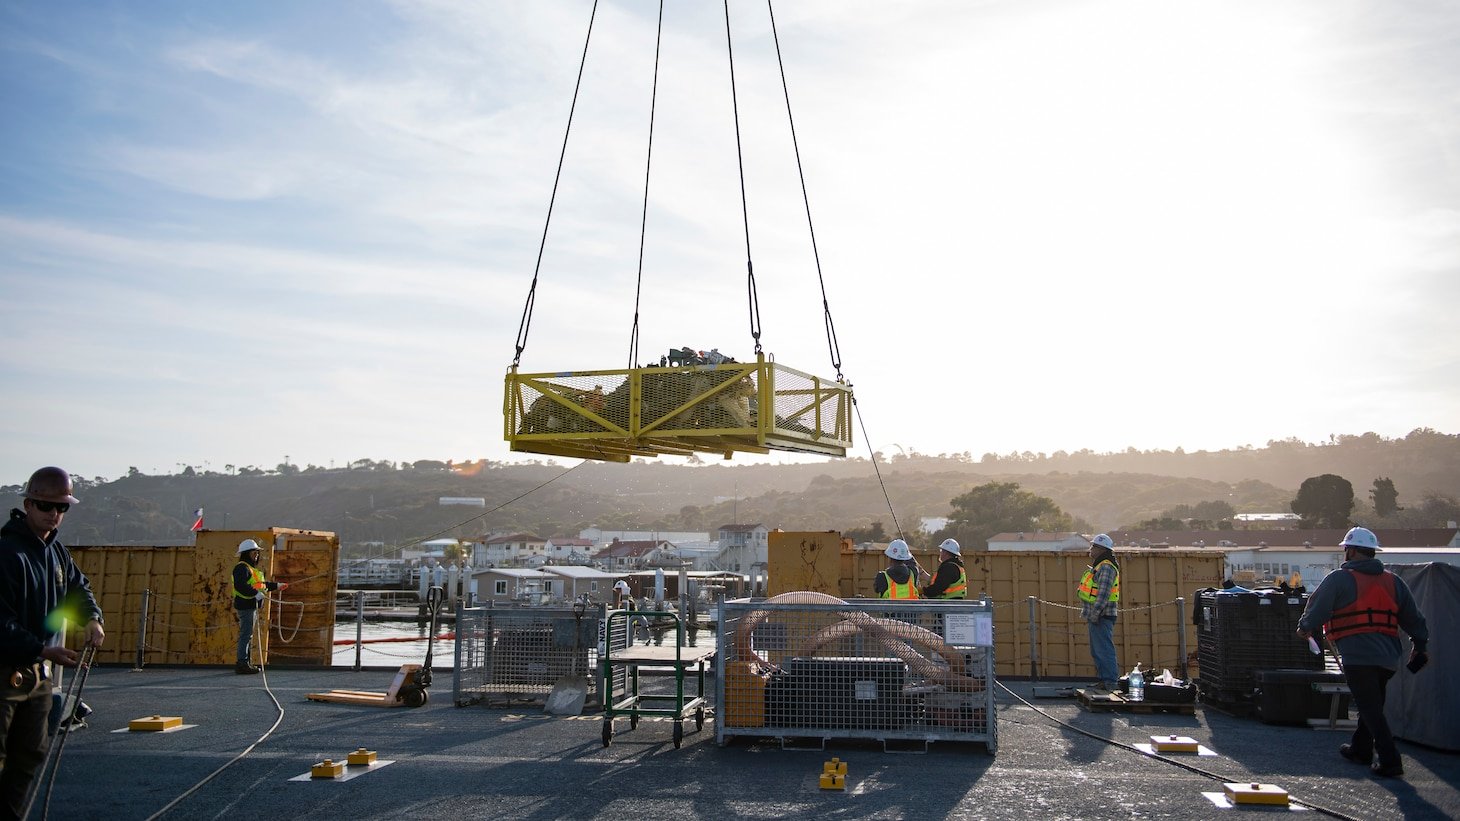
left=600, top=610, right=715, bottom=748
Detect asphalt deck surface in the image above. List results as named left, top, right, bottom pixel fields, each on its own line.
left=30, top=665, right=1459, bottom=821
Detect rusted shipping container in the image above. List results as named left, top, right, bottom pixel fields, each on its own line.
left=770, top=537, right=1226, bottom=680
left=71, top=528, right=339, bottom=667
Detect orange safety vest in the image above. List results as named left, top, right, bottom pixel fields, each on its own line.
left=1324, top=570, right=1400, bottom=641
left=879, top=569, right=920, bottom=599
left=1077, top=558, right=1120, bottom=604
left=233, top=562, right=266, bottom=600
left=933, top=562, right=966, bottom=599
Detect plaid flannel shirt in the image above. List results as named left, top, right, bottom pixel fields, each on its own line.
left=1080, top=560, right=1119, bottom=622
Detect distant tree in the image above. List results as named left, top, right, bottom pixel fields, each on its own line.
left=1370, top=477, right=1402, bottom=517
left=1192, top=500, right=1236, bottom=522
left=126, top=466, right=143, bottom=478
left=843, top=521, right=889, bottom=544
left=275, top=462, right=300, bottom=476
left=937, top=482, right=1074, bottom=552
left=442, top=542, right=467, bottom=563
left=679, top=505, right=702, bottom=529
left=1291, top=474, right=1355, bottom=529
left=238, top=465, right=263, bottom=476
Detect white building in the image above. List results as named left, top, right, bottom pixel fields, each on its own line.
left=580, top=527, right=709, bottom=546
left=716, top=523, right=769, bottom=572
left=1226, top=545, right=1460, bottom=588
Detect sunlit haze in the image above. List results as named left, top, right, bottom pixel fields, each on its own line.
left=2, top=0, right=1457, bottom=482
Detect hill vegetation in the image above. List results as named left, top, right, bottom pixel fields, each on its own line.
left=13, top=429, right=1457, bottom=554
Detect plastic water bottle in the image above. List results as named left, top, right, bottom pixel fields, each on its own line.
left=1128, top=664, right=1145, bottom=702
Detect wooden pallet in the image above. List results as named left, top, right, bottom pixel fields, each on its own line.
left=1076, top=689, right=1196, bottom=715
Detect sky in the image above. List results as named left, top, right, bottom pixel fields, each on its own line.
left=2, top=0, right=1458, bottom=484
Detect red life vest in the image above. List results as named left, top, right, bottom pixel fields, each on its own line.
left=1324, top=570, right=1400, bottom=641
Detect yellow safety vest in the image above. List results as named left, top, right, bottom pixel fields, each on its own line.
left=233, top=562, right=265, bottom=600
left=879, top=569, right=919, bottom=599
left=934, top=564, right=967, bottom=599
left=1077, top=558, right=1120, bottom=604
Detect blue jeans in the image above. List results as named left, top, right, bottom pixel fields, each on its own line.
left=236, top=607, right=256, bottom=666
left=1088, top=617, right=1118, bottom=685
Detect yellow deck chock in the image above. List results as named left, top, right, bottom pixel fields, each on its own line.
left=128, top=714, right=182, bottom=732
left=1222, top=782, right=1289, bottom=806
left=819, top=758, right=847, bottom=790
left=311, top=760, right=345, bottom=779
left=1151, top=734, right=1199, bottom=753
left=347, top=748, right=378, bottom=766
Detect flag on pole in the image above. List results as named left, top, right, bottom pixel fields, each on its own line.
left=191, top=507, right=204, bottom=532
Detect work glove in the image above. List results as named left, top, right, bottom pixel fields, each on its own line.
left=1406, top=650, right=1429, bottom=674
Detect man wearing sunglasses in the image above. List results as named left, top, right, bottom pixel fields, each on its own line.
left=0, top=466, right=105, bottom=820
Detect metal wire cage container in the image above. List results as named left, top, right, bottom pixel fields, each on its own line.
left=716, top=596, right=997, bottom=753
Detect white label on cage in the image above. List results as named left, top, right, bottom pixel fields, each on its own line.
left=945, top=613, right=993, bottom=646
left=1259, top=599, right=1271, bottom=605
left=854, top=680, right=877, bottom=700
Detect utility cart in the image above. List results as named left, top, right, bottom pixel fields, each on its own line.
left=599, top=610, right=715, bottom=749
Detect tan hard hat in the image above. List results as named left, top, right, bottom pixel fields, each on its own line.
left=23, top=466, right=79, bottom=504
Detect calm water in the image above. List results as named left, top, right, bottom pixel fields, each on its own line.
left=330, top=620, right=720, bottom=668
left=331, top=621, right=456, bottom=668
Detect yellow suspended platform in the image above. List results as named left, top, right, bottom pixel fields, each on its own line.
left=505, top=355, right=853, bottom=462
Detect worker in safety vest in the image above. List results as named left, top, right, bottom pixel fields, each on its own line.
left=232, top=539, right=287, bottom=674
left=1078, top=534, right=1121, bottom=691
left=1297, top=527, right=1429, bottom=778
left=921, top=538, right=967, bottom=599
left=874, top=539, right=922, bottom=599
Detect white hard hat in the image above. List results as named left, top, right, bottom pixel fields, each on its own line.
left=885, top=539, right=912, bottom=561
left=1340, top=526, right=1381, bottom=552
left=238, top=538, right=261, bottom=555
left=939, top=538, right=962, bottom=556
left=1091, top=533, right=1114, bottom=550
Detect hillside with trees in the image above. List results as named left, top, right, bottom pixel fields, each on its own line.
left=10, top=429, right=1456, bottom=553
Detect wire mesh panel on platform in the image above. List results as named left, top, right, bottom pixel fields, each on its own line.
left=453, top=604, right=627, bottom=708
left=716, top=596, right=997, bottom=753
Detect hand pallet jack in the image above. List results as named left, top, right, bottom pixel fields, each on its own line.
left=307, top=586, right=445, bottom=709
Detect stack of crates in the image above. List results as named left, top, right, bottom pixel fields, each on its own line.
left=1196, top=589, right=1322, bottom=708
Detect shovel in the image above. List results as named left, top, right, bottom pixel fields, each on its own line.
left=545, top=599, right=591, bottom=715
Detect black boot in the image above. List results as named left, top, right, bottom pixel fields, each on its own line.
left=1338, top=743, right=1370, bottom=764
left=234, top=663, right=260, bottom=675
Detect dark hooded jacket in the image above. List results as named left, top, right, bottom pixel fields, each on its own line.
left=0, top=509, right=104, bottom=668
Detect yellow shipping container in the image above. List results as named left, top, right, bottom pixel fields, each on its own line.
left=72, top=528, right=339, bottom=667
left=799, top=541, right=1225, bottom=681
left=767, top=531, right=845, bottom=596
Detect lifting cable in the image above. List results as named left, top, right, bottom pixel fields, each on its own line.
left=512, top=0, right=601, bottom=369
left=854, top=400, right=904, bottom=541
left=722, top=0, right=763, bottom=356
left=995, top=683, right=1362, bottom=821
left=626, top=1, right=666, bottom=369
left=765, top=1, right=844, bottom=383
